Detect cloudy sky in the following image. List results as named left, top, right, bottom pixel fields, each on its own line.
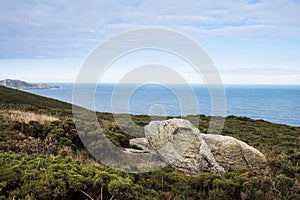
left=0, top=0, right=300, bottom=84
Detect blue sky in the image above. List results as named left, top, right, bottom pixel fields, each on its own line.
left=0, top=0, right=300, bottom=84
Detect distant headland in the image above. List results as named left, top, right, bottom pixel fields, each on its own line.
left=0, top=79, right=59, bottom=90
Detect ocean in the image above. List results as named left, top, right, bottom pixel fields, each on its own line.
left=27, top=83, right=300, bottom=127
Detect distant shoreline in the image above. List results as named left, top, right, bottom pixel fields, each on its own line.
left=30, top=82, right=300, bottom=86
left=0, top=79, right=59, bottom=90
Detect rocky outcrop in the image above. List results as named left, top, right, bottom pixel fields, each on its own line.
left=199, top=134, right=266, bottom=173
left=0, top=79, right=59, bottom=90
left=127, top=118, right=267, bottom=174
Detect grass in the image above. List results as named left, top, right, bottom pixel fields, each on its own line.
left=0, top=86, right=72, bottom=110
left=0, top=110, right=59, bottom=124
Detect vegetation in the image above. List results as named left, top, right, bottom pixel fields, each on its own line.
left=0, top=86, right=299, bottom=199
left=0, top=110, right=58, bottom=124
left=0, top=86, right=72, bottom=117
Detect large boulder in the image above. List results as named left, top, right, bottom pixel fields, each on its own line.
left=128, top=118, right=267, bottom=174
left=199, top=134, right=266, bottom=173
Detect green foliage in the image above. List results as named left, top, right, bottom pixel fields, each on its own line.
left=0, top=151, right=159, bottom=200
left=0, top=86, right=71, bottom=112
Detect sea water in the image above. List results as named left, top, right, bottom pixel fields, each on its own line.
left=27, top=83, right=300, bottom=127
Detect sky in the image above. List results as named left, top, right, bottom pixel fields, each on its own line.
left=0, top=0, right=300, bottom=84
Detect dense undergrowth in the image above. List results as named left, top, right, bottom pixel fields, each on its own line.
left=0, top=86, right=299, bottom=199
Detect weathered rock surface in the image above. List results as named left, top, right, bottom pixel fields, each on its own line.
left=199, top=134, right=266, bottom=173
left=127, top=118, right=267, bottom=174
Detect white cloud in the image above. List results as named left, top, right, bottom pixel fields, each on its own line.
left=176, top=24, right=276, bottom=37
left=0, top=0, right=299, bottom=84
left=1, top=0, right=300, bottom=40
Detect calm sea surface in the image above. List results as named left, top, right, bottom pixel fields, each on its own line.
left=27, top=83, right=300, bottom=127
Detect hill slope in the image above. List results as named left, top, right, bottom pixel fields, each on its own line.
left=0, top=85, right=299, bottom=200
left=0, top=86, right=71, bottom=110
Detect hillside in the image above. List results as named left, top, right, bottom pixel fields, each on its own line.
left=0, top=86, right=299, bottom=199
left=0, top=86, right=71, bottom=114
left=0, top=79, right=59, bottom=90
